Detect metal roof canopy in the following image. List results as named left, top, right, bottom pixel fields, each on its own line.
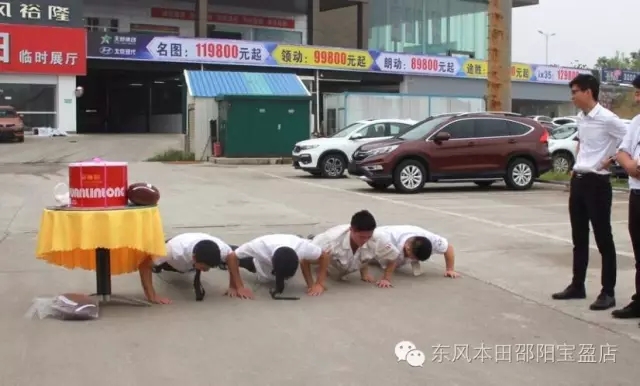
left=184, top=70, right=311, bottom=98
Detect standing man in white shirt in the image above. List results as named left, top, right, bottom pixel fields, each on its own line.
left=552, top=74, right=627, bottom=311
left=224, top=234, right=329, bottom=300
left=311, top=210, right=400, bottom=288
left=138, top=233, right=233, bottom=304
left=377, top=225, right=459, bottom=278
left=613, top=74, right=640, bottom=324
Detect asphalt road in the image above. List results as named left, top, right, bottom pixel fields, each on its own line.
left=1, top=140, right=639, bottom=385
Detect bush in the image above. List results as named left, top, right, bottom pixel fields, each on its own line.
left=146, top=149, right=195, bottom=162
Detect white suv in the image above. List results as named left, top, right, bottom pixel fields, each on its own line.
left=292, top=118, right=417, bottom=178
left=548, top=123, right=578, bottom=173
left=548, top=121, right=630, bottom=173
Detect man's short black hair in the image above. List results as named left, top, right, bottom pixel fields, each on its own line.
left=272, top=246, right=299, bottom=294
left=193, top=240, right=221, bottom=268
left=411, top=236, right=433, bottom=261
left=632, top=74, right=640, bottom=89
left=569, top=74, right=600, bottom=101
left=350, top=210, right=377, bottom=232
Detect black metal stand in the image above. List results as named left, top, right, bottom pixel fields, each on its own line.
left=91, top=247, right=151, bottom=306
left=95, top=248, right=111, bottom=298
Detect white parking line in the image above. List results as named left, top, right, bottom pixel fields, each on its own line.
left=434, top=202, right=627, bottom=209
left=249, top=169, right=635, bottom=258
left=511, top=220, right=629, bottom=227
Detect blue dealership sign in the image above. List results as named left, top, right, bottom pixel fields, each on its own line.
left=601, top=68, right=640, bottom=85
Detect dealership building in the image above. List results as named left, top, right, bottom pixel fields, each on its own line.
left=0, top=0, right=582, bottom=136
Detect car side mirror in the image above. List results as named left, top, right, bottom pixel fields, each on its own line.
left=350, top=133, right=364, bottom=140
left=433, top=132, right=451, bottom=142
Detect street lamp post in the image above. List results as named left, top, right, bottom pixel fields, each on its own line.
left=538, top=30, right=556, bottom=65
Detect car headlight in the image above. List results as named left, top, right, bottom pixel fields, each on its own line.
left=298, top=144, right=319, bottom=150
left=367, top=145, right=398, bottom=156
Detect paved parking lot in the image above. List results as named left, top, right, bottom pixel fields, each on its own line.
left=1, top=160, right=639, bottom=386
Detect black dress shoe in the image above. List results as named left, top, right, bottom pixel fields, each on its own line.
left=590, top=293, right=616, bottom=311
left=611, top=302, right=640, bottom=319
left=552, top=285, right=586, bottom=300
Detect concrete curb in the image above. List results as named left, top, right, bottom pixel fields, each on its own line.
left=208, top=157, right=293, bottom=165
left=536, top=178, right=629, bottom=192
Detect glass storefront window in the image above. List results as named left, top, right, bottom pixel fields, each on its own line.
left=369, top=0, right=488, bottom=59
left=0, top=84, right=55, bottom=112
left=254, top=28, right=302, bottom=44
left=21, top=113, right=57, bottom=128
left=207, top=24, right=251, bottom=40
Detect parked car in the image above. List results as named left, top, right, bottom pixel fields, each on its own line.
left=348, top=112, right=553, bottom=193
left=552, top=116, right=578, bottom=126
left=0, top=106, right=25, bottom=143
left=548, top=123, right=578, bottom=173
left=546, top=120, right=631, bottom=176
left=528, top=115, right=554, bottom=125
left=292, top=118, right=417, bottom=178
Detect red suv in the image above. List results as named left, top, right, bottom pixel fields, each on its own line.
left=348, top=112, right=552, bottom=193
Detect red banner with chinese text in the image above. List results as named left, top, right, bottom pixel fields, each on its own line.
left=0, top=24, right=86, bottom=75
left=150, top=7, right=295, bottom=29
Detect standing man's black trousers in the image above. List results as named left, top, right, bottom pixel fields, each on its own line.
left=627, top=191, right=640, bottom=301
left=569, top=172, right=617, bottom=296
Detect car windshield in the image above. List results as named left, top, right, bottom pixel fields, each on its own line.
left=0, top=109, right=17, bottom=118
left=397, top=115, right=453, bottom=140
left=550, top=124, right=577, bottom=139
left=331, top=122, right=367, bottom=138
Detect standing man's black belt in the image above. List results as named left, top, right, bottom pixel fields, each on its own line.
left=573, top=171, right=610, bottom=179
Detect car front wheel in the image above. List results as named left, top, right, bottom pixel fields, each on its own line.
left=552, top=151, right=574, bottom=173
left=393, top=160, right=426, bottom=193
left=505, top=158, right=535, bottom=190
left=320, top=154, right=347, bottom=178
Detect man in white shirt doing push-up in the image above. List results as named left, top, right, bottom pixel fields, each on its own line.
left=138, top=232, right=232, bottom=304
left=311, top=210, right=400, bottom=288
left=377, top=225, right=459, bottom=279
left=224, top=234, right=330, bottom=300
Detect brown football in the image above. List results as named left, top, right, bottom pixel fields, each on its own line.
left=127, top=183, right=160, bottom=206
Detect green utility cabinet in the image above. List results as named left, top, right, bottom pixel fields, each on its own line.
left=215, top=95, right=311, bottom=157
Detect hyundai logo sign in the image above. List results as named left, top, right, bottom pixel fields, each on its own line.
left=99, top=46, right=113, bottom=55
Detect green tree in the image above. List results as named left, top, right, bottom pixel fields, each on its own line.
left=594, top=50, right=640, bottom=70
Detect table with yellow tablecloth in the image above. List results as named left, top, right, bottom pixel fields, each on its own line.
left=36, top=206, right=166, bottom=302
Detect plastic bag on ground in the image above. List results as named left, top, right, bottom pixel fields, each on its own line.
left=25, top=293, right=99, bottom=321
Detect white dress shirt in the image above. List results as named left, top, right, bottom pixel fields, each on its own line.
left=234, top=234, right=323, bottom=282
left=312, top=224, right=399, bottom=274
left=618, top=114, right=640, bottom=189
left=155, top=233, right=233, bottom=273
left=573, top=104, right=627, bottom=175
left=377, top=225, right=449, bottom=268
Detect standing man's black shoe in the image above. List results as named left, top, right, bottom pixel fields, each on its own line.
left=552, top=285, right=586, bottom=300
left=611, top=301, right=640, bottom=318
left=590, top=293, right=616, bottom=310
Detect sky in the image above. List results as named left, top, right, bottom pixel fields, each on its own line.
left=512, top=0, right=638, bottom=67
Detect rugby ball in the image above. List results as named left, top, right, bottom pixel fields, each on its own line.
left=127, top=183, right=160, bottom=206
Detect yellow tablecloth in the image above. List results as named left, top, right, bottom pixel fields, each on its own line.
left=36, top=206, right=166, bottom=275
